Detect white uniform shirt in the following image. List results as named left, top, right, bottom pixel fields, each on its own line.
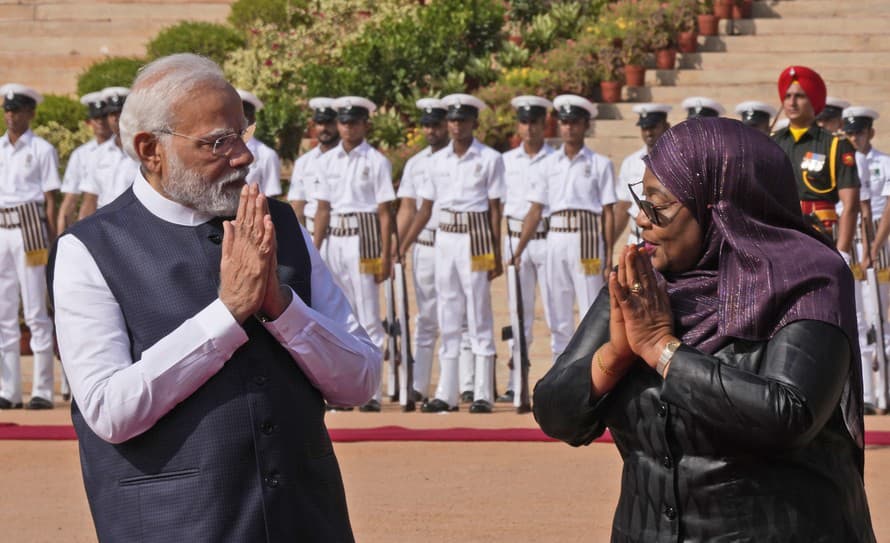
left=397, top=145, right=441, bottom=228
left=53, top=173, right=381, bottom=444
left=617, top=145, right=647, bottom=218
left=245, top=137, right=282, bottom=197
left=870, top=148, right=890, bottom=219
left=0, top=129, right=61, bottom=206
left=502, top=142, right=554, bottom=219
left=287, top=145, right=328, bottom=219
left=417, top=138, right=505, bottom=212
left=527, top=145, right=617, bottom=214
left=60, top=138, right=102, bottom=195
left=316, top=140, right=395, bottom=213
left=80, top=139, right=139, bottom=207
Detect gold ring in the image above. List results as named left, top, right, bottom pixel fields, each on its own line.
left=630, top=282, right=643, bottom=295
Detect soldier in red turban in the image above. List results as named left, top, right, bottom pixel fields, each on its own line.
left=772, top=65, right=861, bottom=264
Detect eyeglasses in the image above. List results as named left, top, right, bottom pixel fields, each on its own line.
left=627, top=181, right=680, bottom=227
left=155, top=124, right=256, bottom=157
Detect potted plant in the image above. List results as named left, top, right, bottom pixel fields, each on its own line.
left=732, top=0, right=753, bottom=19
left=696, top=0, right=719, bottom=36
left=673, top=0, right=699, bottom=53
left=620, top=28, right=647, bottom=87
left=714, top=0, right=733, bottom=19
left=596, top=45, right=624, bottom=102
left=648, top=6, right=678, bottom=70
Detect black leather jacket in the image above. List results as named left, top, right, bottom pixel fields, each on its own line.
left=534, top=288, right=875, bottom=543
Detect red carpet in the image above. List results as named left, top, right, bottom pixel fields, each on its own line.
left=1, top=423, right=890, bottom=445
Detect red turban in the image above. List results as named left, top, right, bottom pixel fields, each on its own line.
left=778, top=66, right=826, bottom=115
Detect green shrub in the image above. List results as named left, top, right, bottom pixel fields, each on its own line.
left=33, top=122, right=93, bottom=167
left=228, top=0, right=311, bottom=31
left=76, top=57, right=144, bottom=96
left=34, top=95, right=87, bottom=132
left=146, top=21, right=246, bottom=65
left=254, top=95, right=306, bottom=162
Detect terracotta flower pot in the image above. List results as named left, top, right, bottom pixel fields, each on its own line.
left=678, top=30, right=698, bottom=53
left=655, top=48, right=677, bottom=70
left=624, top=65, right=645, bottom=87
left=714, top=0, right=733, bottom=19
left=732, top=0, right=753, bottom=19
left=600, top=81, right=623, bottom=103
left=697, top=14, right=719, bottom=36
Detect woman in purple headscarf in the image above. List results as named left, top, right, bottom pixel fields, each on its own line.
left=534, top=118, right=874, bottom=541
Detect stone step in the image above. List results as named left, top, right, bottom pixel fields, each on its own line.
left=753, top=0, right=890, bottom=18
left=699, top=34, right=890, bottom=53
left=0, top=19, right=179, bottom=38
left=625, top=83, right=890, bottom=105
left=719, top=17, right=889, bottom=36
left=645, top=65, right=890, bottom=86
left=34, top=2, right=230, bottom=21
left=679, top=51, right=890, bottom=70
left=0, top=34, right=148, bottom=57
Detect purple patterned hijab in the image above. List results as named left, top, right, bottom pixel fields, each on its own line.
left=643, top=117, right=863, bottom=448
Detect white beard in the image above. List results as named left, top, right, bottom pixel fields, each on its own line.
left=162, top=150, right=247, bottom=217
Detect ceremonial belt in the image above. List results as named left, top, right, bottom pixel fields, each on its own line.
left=506, top=216, right=548, bottom=239
left=0, top=202, right=49, bottom=266
left=416, top=228, right=436, bottom=247
left=330, top=212, right=383, bottom=274
left=549, top=209, right=603, bottom=275
left=438, top=208, right=496, bottom=272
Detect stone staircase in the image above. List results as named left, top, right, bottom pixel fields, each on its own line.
left=592, top=0, right=890, bottom=162
left=0, top=0, right=233, bottom=94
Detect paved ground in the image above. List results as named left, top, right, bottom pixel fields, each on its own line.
left=2, top=404, right=889, bottom=542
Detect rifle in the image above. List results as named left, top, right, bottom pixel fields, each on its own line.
left=864, top=220, right=888, bottom=392
left=383, top=275, right=400, bottom=403
left=500, top=236, right=531, bottom=414
left=393, top=231, right=416, bottom=412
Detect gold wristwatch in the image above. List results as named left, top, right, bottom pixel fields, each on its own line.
left=657, top=339, right=681, bottom=377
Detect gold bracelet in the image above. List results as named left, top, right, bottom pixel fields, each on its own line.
left=595, top=348, right=618, bottom=377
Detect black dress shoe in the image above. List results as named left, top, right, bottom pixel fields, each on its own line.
left=62, top=393, right=71, bottom=402
left=460, top=391, right=474, bottom=403
left=496, top=390, right=514, bottom=403
left=25, top=397, right=54, bottom=410
left=325, top=404, right=354, bottom=411
left=0, top=397, right=23, bottom=409
left=410, top=389, right=424, bottom=403
left=421, top=398, right=457, bottom=413
left=865, top=403, right=878, bottom=415
left=359, top=399, right=381, bottom=412
left=469, top=399, right=493, bottom=414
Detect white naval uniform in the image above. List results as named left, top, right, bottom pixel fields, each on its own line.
left=616, top=145, right=646, bottom=245
left=316, top=140, right=394, bottom=402
left=288, top=145, right=328, bottom=245
left=528, top=144, right=617, bottom=357
left=80, top=139, right=139, bottom=208
left=0, top=129, right=60, bottom=403
left=245, top=137, right=282, bottom=197
left=60, top=138, right=102, bottom=195
left=418, top=138, right=505, bottom=407
left=397, top=146, right=440, bottom=397
left=502, top=142, right=553, bottom=379
left=865, top=147, right=890, bottom=409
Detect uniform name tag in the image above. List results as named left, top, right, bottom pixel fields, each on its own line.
left=801, top=152, right=826, bottom=172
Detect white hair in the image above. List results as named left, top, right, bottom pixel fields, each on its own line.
left=119, top=53, right=232, bottom=160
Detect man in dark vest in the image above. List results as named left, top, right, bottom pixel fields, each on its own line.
left=49, top=53, right=381, bottom=542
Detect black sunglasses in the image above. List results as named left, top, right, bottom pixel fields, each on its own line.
left=627, top=182, right=679, bottom=227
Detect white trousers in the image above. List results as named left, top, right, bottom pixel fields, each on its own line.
left=411, top=242, right=438, bottom=397
left=545, top=230, right=604, bottom=357
left=0, top=227, right=54, bottom=402
left=504, top=235, right=551, bottom=389
left=858, top=277, right=890, bottom=409
left=326, top=233, right=385, bottom=401
left=433, top=230, right=496, bottom=405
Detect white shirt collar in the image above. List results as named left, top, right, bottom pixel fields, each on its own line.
left=1, top=129, right=34, bottom=148
left=445, top=138, right=482, bottom=159
left=335, top=140, right=370, bottom=158
left=133, top=172, right=217, bottom=226
left=557, top=144, right=591, bottom=161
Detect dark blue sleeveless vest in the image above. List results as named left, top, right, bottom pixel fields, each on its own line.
left=50, top=189, right=354, bottom=542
